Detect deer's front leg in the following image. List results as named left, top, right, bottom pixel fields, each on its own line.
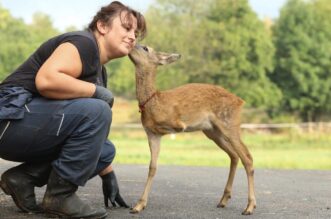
left=131, top=131, right=161, bottom=213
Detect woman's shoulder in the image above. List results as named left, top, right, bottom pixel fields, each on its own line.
left=58, top=30, right=96, bottom=46
left=54, top=30, right=98, bottom=56
left=61, top=30, right=94, bottom=40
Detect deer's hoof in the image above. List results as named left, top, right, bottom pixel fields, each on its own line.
left=242, top=205, right=256, bottom=215
left=130, top=205, right=145, bottom=214
left=242, top=210, right=253, bottom=215
left=217, top=203, right=226, bottom=208
left=130, top=208, right=140, bottom=214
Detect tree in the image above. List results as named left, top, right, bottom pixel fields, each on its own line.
left=143, top=0, right=211, bottom=90
left=0, top=5, right=59, bottom=82
left=272, top=0, right=331, bottom=121
left=200, top=0, right=282, bottom=109
left=106, top=57, right=136, bottom=98
left=29, top=12, right=59, bottom=45
left=139, top=0, right=282, bottom=111
left=0, top=6, right=33, bottom=81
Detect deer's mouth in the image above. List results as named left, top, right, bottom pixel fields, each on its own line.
left=128, top=53, right=137, bottom=64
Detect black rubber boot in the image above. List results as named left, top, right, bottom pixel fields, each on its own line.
left=0, top=162, right=52, bottom=213
left=42, top=170, right=107, bottom=219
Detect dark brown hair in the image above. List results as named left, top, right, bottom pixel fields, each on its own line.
left=88, top=1, right=147, bottom=40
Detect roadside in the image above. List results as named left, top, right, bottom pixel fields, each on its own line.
left=0, top=159, right=330, bottom=219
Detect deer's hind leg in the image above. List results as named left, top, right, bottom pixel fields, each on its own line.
left=221, top=127, right=256, bottom=215
left=228, top=135, right=256, bottom=215
left=210, top=116, right=256, bottom=215
left=203, top=129, right=239, bottom=208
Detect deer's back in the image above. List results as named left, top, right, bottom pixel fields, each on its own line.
left=161, top=83, right=244, bottom=109
left=156, top=83, right=244, bottom=121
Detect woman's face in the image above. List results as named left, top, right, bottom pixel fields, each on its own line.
left=103, top=12, right=138, bottom=59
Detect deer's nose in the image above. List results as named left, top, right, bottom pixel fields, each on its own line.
left=135, top=44, right=148, bottom=52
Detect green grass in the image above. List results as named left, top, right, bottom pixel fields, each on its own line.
left=109, top=129, right=331, bottom=170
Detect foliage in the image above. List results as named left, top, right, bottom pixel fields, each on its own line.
left=106, top=57, right=137, bottom=98
left=204, top=0, right=281, bottom=109
left=0, top=5, right=59, bottom=81
left=272, top=0, right=331, bottom=121
left=141, top=0, right=282, bottom=110
left=1, top=1, right=331, bottom=122
left=0, top=6, right=33, bottom=81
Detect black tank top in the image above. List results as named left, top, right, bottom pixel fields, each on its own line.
left=0, top=30, right=107, bottom=95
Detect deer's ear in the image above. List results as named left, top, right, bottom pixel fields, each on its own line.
left=156, top=52, right=181, bottom=65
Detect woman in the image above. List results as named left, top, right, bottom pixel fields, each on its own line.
left=0, top=1, right=146, bottom=218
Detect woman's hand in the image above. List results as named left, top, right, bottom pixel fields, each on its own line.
left=93, top=85, right=114, bottom=108
left=101, top=171, right=129, bottom=208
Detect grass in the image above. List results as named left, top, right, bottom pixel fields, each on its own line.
left=109, top=129, right=331, bottom=170
left=109, top=97, right=331, bottom=170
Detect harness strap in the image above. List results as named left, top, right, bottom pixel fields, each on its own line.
left=138, top=92, right=157, bottom=113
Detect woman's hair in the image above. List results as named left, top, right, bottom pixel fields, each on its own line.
left=88, top=1, right=147, bottom=40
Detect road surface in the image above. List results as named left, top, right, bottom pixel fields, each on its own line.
left=0, top=160, right=330, bottom=219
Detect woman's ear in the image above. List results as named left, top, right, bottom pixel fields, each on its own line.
left=96, top=20, right=109, bottom=35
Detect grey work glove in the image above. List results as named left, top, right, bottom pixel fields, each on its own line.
left=101, top=171, right=129, bottom=208
left=93, top=85, right=114, bottom=108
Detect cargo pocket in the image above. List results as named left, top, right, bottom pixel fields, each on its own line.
left=21, top=112, right=66, bottom=137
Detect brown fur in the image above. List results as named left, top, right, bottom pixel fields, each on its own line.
left=128, top=45, right=256, bottom=215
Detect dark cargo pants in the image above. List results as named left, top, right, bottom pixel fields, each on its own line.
left=0, top=97, right=115, bottom=186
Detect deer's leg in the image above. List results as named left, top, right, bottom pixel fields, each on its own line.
left=227, top=134, right=256, bottom=215
left=203, top=130, right=239, bottom=208
left=131, top=131, right=161, bottom=214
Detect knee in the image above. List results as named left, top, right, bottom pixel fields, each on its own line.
left=87, top=98, right=111, bottom=117
left=100, top=141, right=116, bottom=164
left=231, top=156, right=239, bottom=165
left=92, top=141, right=116, bottom=176
left=148, top=166, right=157, bottom=177
left=249, top=169, right=254, bottom=177
left=102, top=141, right=116, bottom=164
left=76, top=98, right=112, bottom=125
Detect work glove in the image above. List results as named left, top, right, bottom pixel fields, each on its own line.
left=101, top=171, right=129, bottom=208
left=93, top=85, right=114, bottom=108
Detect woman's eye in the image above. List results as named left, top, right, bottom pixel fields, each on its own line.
left=122, top=24, right=131, bottom=31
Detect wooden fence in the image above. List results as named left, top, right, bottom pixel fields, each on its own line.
left=111, top=122, right=331, bottom=133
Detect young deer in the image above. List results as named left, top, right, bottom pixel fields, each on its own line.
left=128, top=45, right=256, bottom=215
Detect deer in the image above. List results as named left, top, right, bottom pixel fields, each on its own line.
left=128, top=45, right=256, bottom=215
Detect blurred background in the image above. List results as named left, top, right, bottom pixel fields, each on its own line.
left=0, top=0, right=330, bottom=170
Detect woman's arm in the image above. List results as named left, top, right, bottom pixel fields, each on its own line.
left=35, top=42, right=96, bottom=99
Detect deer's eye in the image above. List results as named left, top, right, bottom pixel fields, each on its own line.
left=142, top=46, right=149, bottom=52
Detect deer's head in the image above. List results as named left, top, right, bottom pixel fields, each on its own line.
left=128, top=45, right=181, bottom=68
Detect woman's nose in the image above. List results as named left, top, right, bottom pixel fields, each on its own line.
left=128, top=30, right=136, bottom=41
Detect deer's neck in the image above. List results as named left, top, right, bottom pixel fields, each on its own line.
left=135, top=66, right=157, bottom=104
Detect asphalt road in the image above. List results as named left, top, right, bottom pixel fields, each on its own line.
left=0, top=159, right=330, bottom=219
